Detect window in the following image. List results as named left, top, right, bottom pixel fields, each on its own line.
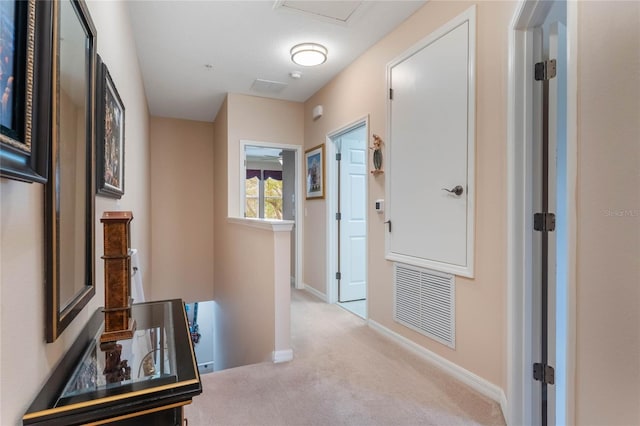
left=264, top=177, right=283, bottom=219
left=245, top=169, right=282, bottom=219
left=245, top=175, right=259, bottom=218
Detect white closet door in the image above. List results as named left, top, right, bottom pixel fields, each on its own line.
left=387, top=8, right=475, bottom=277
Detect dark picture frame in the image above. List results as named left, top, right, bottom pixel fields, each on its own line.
left=0, top=0, right=53, bottom=183
left=305, top=144, right=324, bottom=200
left=96, top=55, right=125, bottom=198
left=45, top=0, right=96, bottom=343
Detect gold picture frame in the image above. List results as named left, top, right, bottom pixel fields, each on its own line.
left=305, top=144, right=324, bottom=200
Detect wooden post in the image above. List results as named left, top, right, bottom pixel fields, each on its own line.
left=100, top=211, right=136, bottom=343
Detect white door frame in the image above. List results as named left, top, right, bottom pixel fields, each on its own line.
left=507, top=1, right=577, bottom=425
left=326, top=116, right=369, bottom=304
left=239, top=139, right=304, bottom=290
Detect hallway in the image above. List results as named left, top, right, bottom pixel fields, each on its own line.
left=185, top=290, right=504, bottom=425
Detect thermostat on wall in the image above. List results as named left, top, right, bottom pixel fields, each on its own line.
left=375, top=199, right=384, bottom=213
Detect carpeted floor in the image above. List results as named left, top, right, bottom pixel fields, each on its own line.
left=184, top=289, right=505, bottom=425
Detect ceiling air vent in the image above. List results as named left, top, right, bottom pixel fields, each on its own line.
left=250, top=79, right=288, bottom=94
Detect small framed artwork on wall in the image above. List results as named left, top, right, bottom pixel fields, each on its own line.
left=96, top=55, right=125, bottom=198
left=305, top=144, right=324, bottom=200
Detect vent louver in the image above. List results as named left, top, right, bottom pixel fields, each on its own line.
left=250, top=79, right=288, bottom=94
left=394, top=263, right=455, bottom=348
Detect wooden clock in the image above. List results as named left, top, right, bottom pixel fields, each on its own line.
left=100, top=211, right=136, bottom=343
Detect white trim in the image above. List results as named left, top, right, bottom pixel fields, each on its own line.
left=326, top=116, right=370, bottom=304
left=326, top=138, right=338, bottom=304
left=303, top=283, right=327, bottom=302
left=507, top=1, right=578, bottom=425
left=507, top=5, right=532, bottom=425
left=272, top=349, right=294, bottom=363
left=385, top=6, right=476, bottom=278
left=507, top=3, right=546, bottom=424
left=239, top=139, right=304, bottom=290
left=227, top=217, right=294, bottom=232
left=368, top=319, right=507, bottom=420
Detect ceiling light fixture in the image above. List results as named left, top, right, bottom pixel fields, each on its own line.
left=290, top=43, right=328, bottom=67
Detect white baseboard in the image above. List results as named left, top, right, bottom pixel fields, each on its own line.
left=368, top=320, right=507, bottom=421
left=198, top=362, right=215, bottom=374
left=272, top=349, right=294, bottom=363
left=303, top=283, right=327, bottom=302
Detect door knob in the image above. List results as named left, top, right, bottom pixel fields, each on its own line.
left=442, top=185, right=464, bottom=196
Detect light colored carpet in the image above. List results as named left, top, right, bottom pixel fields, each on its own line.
left=185, top=289, right=505, bottom=426
left=338, top=299, right=367, bottom=319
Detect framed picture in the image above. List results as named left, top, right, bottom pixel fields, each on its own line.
left=305, top=144, right=324, bottom=200
left=0, top=0, right=52, bottom=183
left=96, top=55, right=125, bottom=198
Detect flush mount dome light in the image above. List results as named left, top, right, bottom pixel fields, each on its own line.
left=290, top=43, right=327, bottom=67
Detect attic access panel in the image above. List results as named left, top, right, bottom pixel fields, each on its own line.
left=275, top=1, right=362, bottom=23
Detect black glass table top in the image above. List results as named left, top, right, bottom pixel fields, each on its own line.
left=23, top=299, right=201, bottom=425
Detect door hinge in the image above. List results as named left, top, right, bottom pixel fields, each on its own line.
left=336, top=212, right=342, bottom=221
left=534, top=212, right=556, bottom=232
left=336, top=153, right=342, bottom=161
left=535, top=59, right=557, bottom=81
left=389, top=88, right=394, bottom=100
left=336, top=272, right=341, bottom=280
left=533, top=363, right=555, bottom=385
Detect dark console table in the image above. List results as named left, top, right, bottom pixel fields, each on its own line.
left=23, top=299, right=202, bottom=425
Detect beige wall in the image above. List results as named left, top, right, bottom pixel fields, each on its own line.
left=226, top=93, right=304, bottom=216
left=213, top=95, right=300, bottom=369
left=214, top=221, right=277, bottom=370
left=575, top=2, right=640, bottom=424
left=304, top=1, right=516, bottom=391
left=0, top=1, right=150, bottom=424
left=213, top=97, right=229, bottom=226
left=90, top=1, right=151, bottom=305
left=150, top=116, right=214, bottom=302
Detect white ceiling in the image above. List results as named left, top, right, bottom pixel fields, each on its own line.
left=127, top=0, right=425, bottom=123
left=245, top=146, right=282, bottom=162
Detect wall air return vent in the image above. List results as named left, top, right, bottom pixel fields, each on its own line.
left=394, top=263, right=455, bottom=348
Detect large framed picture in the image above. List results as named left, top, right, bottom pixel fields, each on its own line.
left=96, top=56, right=125, bottom=198
left=305, top=144, right=324, bottom=200
left=0, top=0, right=52, bottom=183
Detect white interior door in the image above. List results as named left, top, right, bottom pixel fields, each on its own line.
left=548, top=19, right=567, bottom=426
left=532, top=13, right=566, bottom=426
left=545, top=28, right=558, bottom=424
left=387, top=8, right=475, bottom=277
left=339, top=125, right=367, bottom=302
left=508, top=2, right=573, bottom=425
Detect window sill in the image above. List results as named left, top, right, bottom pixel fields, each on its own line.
left=227, top=217, right=294, bottom=232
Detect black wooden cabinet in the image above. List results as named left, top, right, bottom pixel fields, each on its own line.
left=23, top=300, right=202, bottom=425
